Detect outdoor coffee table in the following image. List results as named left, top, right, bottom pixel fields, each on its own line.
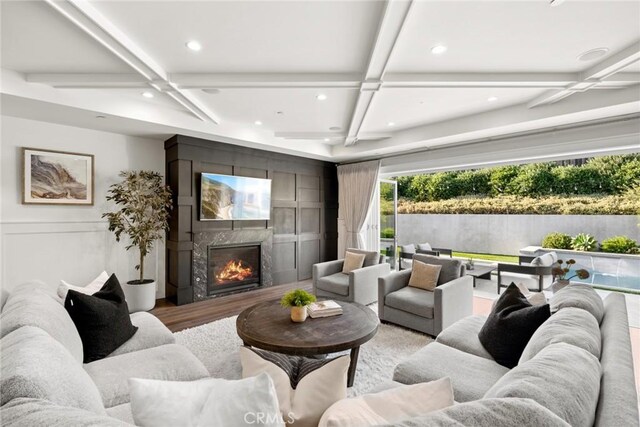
left=236, top=300, right=378, bottom=387
left=466, top=265, right=497, bottom=287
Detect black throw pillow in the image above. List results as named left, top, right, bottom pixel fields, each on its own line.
left=478, top=283, right=550, bottom=368
left=64, top=274, right=138, bottom=363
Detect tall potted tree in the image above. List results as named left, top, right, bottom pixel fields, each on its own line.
left=103, top=171, right=172, bottom=312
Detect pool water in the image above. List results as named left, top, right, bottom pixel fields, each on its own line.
left=574, top=273, right=640, bottom=291
left=563, top=254, right=640, bottom=292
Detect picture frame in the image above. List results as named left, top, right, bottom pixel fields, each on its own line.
left=22, top=147, right=94, bottom=205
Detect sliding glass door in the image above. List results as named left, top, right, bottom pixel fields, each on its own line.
left=379, top=179, right=398, bottom=269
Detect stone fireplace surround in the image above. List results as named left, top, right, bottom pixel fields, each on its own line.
left=193, top=229, right=273, bottom=301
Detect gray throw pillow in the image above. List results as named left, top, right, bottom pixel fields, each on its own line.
left=520, top=307, right=601, bottom=363
left=484, top=342, right=601, bottom=427
left=550, top=283, right=604, bottom=324
left=378, top=398, right=570, bottom=427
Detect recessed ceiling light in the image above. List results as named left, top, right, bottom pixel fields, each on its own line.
left=316, top=94, right=327, bottom=101
left=324, top=138, right=330, bottom=142
left=95, top=115, right=106, bottom=119
left=142, top=91, right=154, bottom=98
left=549, top=0, right=566, bottom=6
left=254, top=120, right=263, bottom=126
left=329, top=126, right=342, bottom=131
left=388, top=122, right=396, bottom=127
left=202, top=88, right=220, bottom=94
left=186, top=40, right=202, bottom=51
left=431, top=45, right=447, bottom=55
left=578, top=47, right=609, bottom=62
left=487, top=96, right=498, bottom=102
left=276, top=111, right=284, bottom=115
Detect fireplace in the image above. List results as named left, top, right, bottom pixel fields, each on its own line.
left=208, top=243, right=261, bottom=295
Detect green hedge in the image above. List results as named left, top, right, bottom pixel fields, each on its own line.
left=395, top=154, right=640, bottom=201
left=397, top=194, right=640, bottom=215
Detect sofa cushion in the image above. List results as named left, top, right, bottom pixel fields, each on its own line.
left=484, top=342, right=601, bottom=427
left=478, top=284, right=550, bottom=368
left=105, top=403, right=135, bottom=425
left=400, top=244, right=416, bottom=254
left=58, top=271, right=110, bottom=300
left=345, top=248, right=380, bottom=267
left=84, top=343, right=209, bottom=408
left=435, top=315, right=493, bottom=360
left=520, top=307, right=601, bottom=364
left=412, top=255, right=463, bottom=286
left=393, top=342, right=509, bottom=402
left=1, top=285, right=84, bottom=363
left=550, top=283, right=604, bottom=324
left=378, top=398, right=570, bottom=427
left=1, top=398, right=129, bottom=427
left=108, top=312, right=175, bottom=357
left=498, top=272, right=553, bottom=291
left=530, top=253, right=555, bottom=267
left=1, top=326, right=106, bottom=414
left=385, top=286, right=434, bottom=319
left=316, top=273, right=350, bottom=296
left=65, top=274, right=138, bottom=363
left=417, top=243, right=432, bottom=251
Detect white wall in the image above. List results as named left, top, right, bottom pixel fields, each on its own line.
left=0, top=116, right=166, bottom=297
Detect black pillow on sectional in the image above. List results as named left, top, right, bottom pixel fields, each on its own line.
left=478, top=283, right=550, bottom=368
left=64, top=274, right=138, bottom=363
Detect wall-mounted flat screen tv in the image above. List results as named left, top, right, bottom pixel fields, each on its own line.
left=200, top=173, right=271, bottom=221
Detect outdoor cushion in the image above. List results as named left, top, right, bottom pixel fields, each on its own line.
left=400, top=244, right=416, bottom=254
left=1, top=326, right=106, bottom=415
left=436, top=315, right=493, bottom=360
left=385, top=286, right=434, bottom=318
left=84, top=343, right=209, bottom=408
left=499, top=272, right=553, bottom=291
left=1, top=285, right=84, bottom=363
left=316, top=273, right=350, bottom=296
left=484, top=342, right=601, bottom=427
left=412, top=254, right=464, bottom=286
left=108, top=311, right=176, bottom=357
left=344, top=248, right=380, bottom=267
left=393, top=342, right=509, bottom=402
left=530, top=253, right=555, bottom=267
left=519, top=307, right=601, bottom=363
left=417, top=243, right=432, bottom=251
left=550, top=283, right=604, bottom=324
left=380, top=398, right=570, bottom=427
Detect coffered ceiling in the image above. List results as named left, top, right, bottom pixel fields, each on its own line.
left=1, top=0, right=639, bottom=163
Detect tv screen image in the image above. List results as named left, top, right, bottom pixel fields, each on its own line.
left=200, top=173, right=271, bottom=221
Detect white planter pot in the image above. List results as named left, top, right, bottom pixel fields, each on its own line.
left=123, top=280, right=156, bottom=313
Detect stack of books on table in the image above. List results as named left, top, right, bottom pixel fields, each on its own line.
left=307, top=300, right=343, bottom=318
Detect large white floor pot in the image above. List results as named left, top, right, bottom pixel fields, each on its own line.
left=122, top=280, right=157, bottom=312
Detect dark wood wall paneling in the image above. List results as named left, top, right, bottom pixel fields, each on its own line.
left=165, top=136, right=338, bottom=305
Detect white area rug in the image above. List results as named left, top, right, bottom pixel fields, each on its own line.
left=175, top=312, right=432, bottom=397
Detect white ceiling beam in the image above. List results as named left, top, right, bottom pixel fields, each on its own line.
left=43, top=0, right=220, bottom=123
left=383, top=72, right=577, bottom=88
left=26, top=73, right=149, bottom=88
left=171, top=73, right=362, bottom=89
left=344, top=0, right=414, bottom=146
left=527, top=40, right=640, bottom=108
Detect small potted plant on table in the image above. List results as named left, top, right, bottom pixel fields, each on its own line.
left=103, top=171, right=172, bottom=312
left=551, top=259, right=590, bottom=293
left=280, top=289, right=316, bottom=323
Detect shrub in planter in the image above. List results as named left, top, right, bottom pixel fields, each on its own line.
left=571, top=233, right=598, bottom=252
left=542, top=232, right=572, bottom=249
left=380, top=227, right=395, bottom=239
left=600, top=236, right=639, bottom=254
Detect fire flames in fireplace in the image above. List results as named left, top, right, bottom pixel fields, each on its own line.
left=215, top=259, right=255, bottom=283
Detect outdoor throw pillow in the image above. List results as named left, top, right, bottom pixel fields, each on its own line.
left=64, top=274, right=138, bottom=363
left=129, top=375, right=283, bottom=427
left=318, top=377, right=454, bottom=427
left=408, top=261, right=442, bottom=291
left=240, top=346, right=350, bottom=427
left=342, top=251, right=366, bottom=274
left=58, top=271, right=110, bottom=300
left=478, top=283, right=550, bottom=368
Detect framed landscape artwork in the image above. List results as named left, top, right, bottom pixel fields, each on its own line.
left=22, top=147, right=94, bottom=205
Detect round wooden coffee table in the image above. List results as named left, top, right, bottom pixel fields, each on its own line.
left=236, top=300, right=378, bottom=387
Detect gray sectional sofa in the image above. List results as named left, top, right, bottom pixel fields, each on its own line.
left=0, top=280, right=209, bottom=426
left=391, top=288, right=640, bottom=426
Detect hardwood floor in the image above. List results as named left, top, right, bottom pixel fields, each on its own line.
left=151, top=280, right=312, bottom=332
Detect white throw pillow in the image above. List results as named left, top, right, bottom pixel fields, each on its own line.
left=129, top=375, right=284, bottom=427
left=58, top=271, right=109, bottom=300
left=319, top=377, right=454, bottom=427
left=240, top=347, right=350, bottom=427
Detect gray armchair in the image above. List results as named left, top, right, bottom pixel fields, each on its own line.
left=378, top=254, right=473, bottom=336
left=313, top=249, right=390, bottom=306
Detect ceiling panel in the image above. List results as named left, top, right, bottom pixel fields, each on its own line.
left=189, top=87, right=357, bottom=134
left=361, top=87, right=548, bottom=133
left=0, top=1, right=131, bottom=73
left=388, top=0, right=640, bottom=73
left=91, top=1, right=385, bottom=73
